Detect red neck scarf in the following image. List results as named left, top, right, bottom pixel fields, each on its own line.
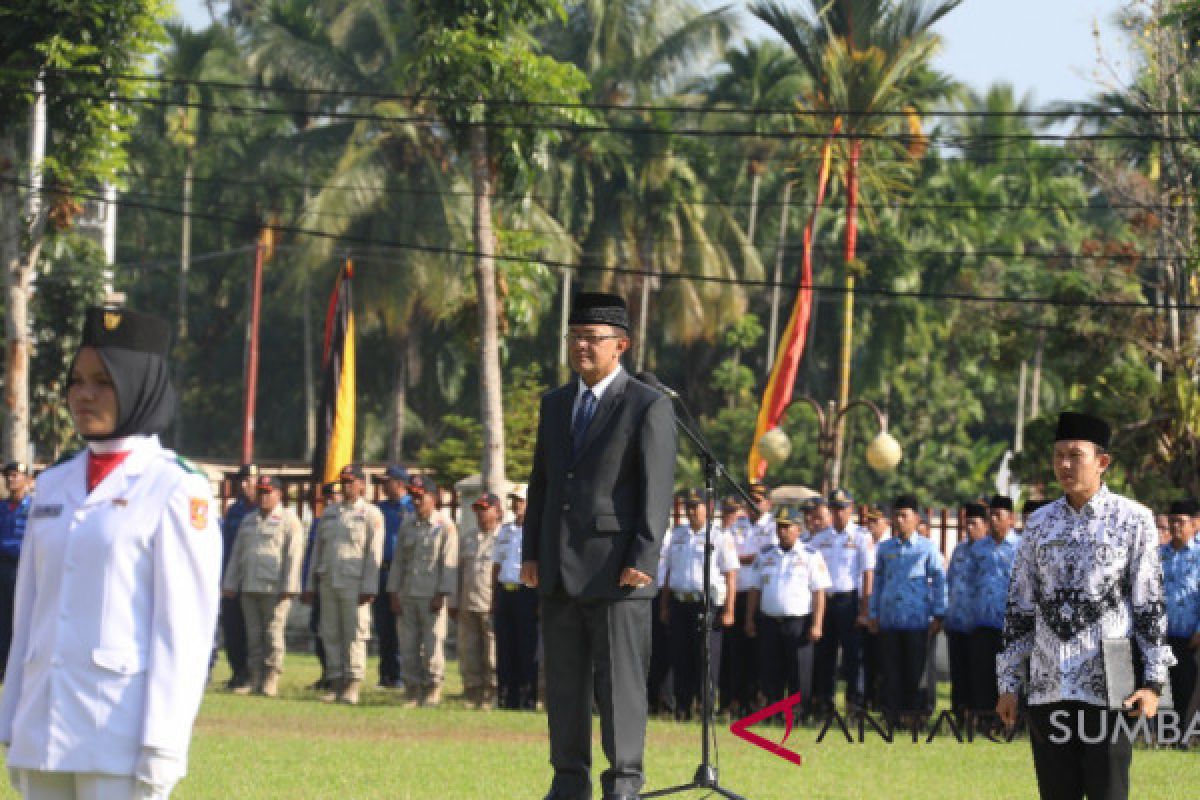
left=87, top=450, right=132, bottom=493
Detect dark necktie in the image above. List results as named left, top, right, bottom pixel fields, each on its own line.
left=572, top=388, right=597, bottom=455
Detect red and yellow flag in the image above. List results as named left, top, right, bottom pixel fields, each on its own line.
left=313, top=259, right=356, bottom=486
left=748, top=125, right=840, bottom=481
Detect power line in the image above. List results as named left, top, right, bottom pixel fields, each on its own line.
left=0, top=85, right=1189, bottom=143
left=45, top=181, right=1153, bottom=263
left=7, top=178, right=1189, bottom=313
left=5, top=67, right=1200, bottom=119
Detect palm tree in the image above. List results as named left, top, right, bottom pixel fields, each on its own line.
left=544, top=1, right=761, bottom=372
left=752, top=0, right=961, bottom=486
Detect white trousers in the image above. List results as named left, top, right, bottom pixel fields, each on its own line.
left=15, top=770, right=167, bottom=800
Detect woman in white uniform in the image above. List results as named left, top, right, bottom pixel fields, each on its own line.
left=0, top=307, right=222, bottom=799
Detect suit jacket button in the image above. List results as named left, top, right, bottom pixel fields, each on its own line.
left=562, top=503, right=570, bottom=511
left=566, top=472, right=574, bottom=479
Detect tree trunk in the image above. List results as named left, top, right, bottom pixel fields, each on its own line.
left=389, top=331, right=408, bottom=463
left=1029, top=331, right=1044, bottom=420
left=471, top=122, right=506, bottom=493
left=635, top=232, right=654, bottom=373
left=1, top=135, right=29, bottom=464
left=746, top=167, right=763, bottom=247
left=302, top=263, right=316, bottom=458
left=766, top=180, right=793, bottom=368
left=173, top=150, right=193, bottom=449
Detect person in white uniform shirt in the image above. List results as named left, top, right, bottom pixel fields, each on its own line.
left=492, top=485, right=538, bottom=710
left=718, top=495, right=770, bottom=717
left=997, top=412, right=1174, bottom=800
left=0, top=307, right=221, bottom=799
left=809, top=489, right=874, bottom=712
left=746, top=507, right=830, bottom=713
left=660, top=491, right=738, bottom=721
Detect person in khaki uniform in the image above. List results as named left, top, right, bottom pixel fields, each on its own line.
left=455, top=492, right=500, bottom=710
left=387, top=474, right=457, bottom=707
left=221, top=474, right=305, bottom=697
left=303, top=463, right=384, bottom=705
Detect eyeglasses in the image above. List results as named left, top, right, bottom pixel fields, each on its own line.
left=565, top=332, right=621, bottom=346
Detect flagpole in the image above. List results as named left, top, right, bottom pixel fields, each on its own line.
left=241, top=229, right=268, bottom=464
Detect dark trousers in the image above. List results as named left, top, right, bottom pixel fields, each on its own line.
left=647, top=591, right=673, bottom=714
left=969, top=627, right=1004, bottom=713
left=812, top=591, right=861, bottom=707
left=720, top=592, right=758, bottom=713
left=667, top=597, right=723, bottom=717
left=0, top=560, right=17, bottom=678
left=861, top=628, right=881, bottom=709
left=372, top=568, right=400, bottom=684
left=755, top=614, right=814, bottom=709
left=310, top=589, right=327, bottom=676
left=495, top=585, right=539, bottom=709
left=1027, top=701, right=1132, bottom=800
left=220, top=593, right=248, bottom=683
left=879, top=628, right=927, bottom=717
left=542, top=590, right=652, bottom=799
left=946, top=629, right=973, bottom=712
left=1168, top=637, right=1198, bottom=720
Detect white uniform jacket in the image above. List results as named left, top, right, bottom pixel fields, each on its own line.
left=0, top=436, right=221, bottom=779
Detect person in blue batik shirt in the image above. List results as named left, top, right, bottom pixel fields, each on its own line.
left=1161, top=498, right=1200, bottom=722
left=0, top=462, right=33, bottom=679
left=944, top=502, right=985, bottom=719
left=374, top=464, right=414, bottom=689
left=968, top=495, right=1021, bottom=716
left=219, top=464, right=258, bottom=691
left=868, top=494, right=946, bottom=723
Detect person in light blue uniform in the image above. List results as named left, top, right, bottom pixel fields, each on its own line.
left=968, top=495, right=1021, bottom=715
left=1161, top=498, right=1200, bottom=719
left=374, top=464, right=413, bottom=689
left=944, top=502, right=984, bottom=718
left=868, top=494, right=946, bottom=722
left=0, top=462, right=33, bottom=679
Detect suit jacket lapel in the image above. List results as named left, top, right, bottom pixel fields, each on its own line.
left=571, top=370, right=628, bottom=465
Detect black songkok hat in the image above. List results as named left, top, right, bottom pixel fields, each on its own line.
left=893, top=494, right=920, bottom=512
left=963, top=502, right=988, bottom=521
left=81, top=307, right=171, bottom=355
left=568, top=292, right=630, bottom=331
left=989, top=495, right=1014, bottom=512
left=1055, top=411, right=1111, bottom=449
left=1168, top=498, right=1199, bottom=516
left=75, top=306, right=176, bottom=441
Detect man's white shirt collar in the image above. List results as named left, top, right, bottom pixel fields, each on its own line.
left=576, top=364, right=623, bottom=408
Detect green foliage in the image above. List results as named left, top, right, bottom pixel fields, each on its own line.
left=0, top=0, right=169, bottom=186
left=416, top=365, right=547, bottom=485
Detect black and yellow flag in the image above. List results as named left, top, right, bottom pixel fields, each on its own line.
left=313, top=259, right=356, bottom=485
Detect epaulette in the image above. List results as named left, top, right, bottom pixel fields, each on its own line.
left=174, top=454, right=203, bottom=475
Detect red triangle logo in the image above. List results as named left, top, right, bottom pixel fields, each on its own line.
left=729, top=692, right=805, bottom=766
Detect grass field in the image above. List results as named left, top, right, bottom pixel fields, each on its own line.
left=2, top=655, right=1196, bottom=799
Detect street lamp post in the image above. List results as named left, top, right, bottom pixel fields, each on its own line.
left=757, top=395, right=901, bottom=494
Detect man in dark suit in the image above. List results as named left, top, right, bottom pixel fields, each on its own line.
left=522, top=292, right=677, bottom=800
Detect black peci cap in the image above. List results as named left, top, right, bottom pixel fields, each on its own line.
left=1055, top=411, right=1112, bottom=449
left=81, top=307, right=171, bottom=356
left=568, top=292, right=630, bottom=331
left=989, top=495, right=1014, bottom=512
left=894, top=494, right=920, bottom=512
left=963, top=502, right=988, bottom=521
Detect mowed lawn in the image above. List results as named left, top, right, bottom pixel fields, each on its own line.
left=1, top=654, right=1196, bottom=799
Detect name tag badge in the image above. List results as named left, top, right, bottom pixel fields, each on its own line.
left=32, top=504, right=63, bottom=519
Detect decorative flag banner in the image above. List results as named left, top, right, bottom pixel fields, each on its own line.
left=747, top=123, right=840, bottom=482
left=313, top=258, right=356, bottom=486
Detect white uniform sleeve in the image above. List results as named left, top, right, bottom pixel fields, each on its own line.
left=285, top=513, right=305, bottom=595
left=810, top=552, right=832, bottom=592
left=140, top=471, right=221, bottom=766
left=0, top=529, right=38, bottom=743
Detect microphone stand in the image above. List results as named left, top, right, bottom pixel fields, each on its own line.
left=642, top=385, right=755, bottom=800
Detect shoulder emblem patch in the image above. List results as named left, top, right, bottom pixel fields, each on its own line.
left=174, top=455, right=203, bottom=475
left=190, top=497, right=209, bottom=530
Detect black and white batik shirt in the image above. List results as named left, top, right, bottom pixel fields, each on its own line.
left=996, top=484, right=1175, bottom=706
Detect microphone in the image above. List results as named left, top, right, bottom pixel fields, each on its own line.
left=636, top=371, right=680, bottom=400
